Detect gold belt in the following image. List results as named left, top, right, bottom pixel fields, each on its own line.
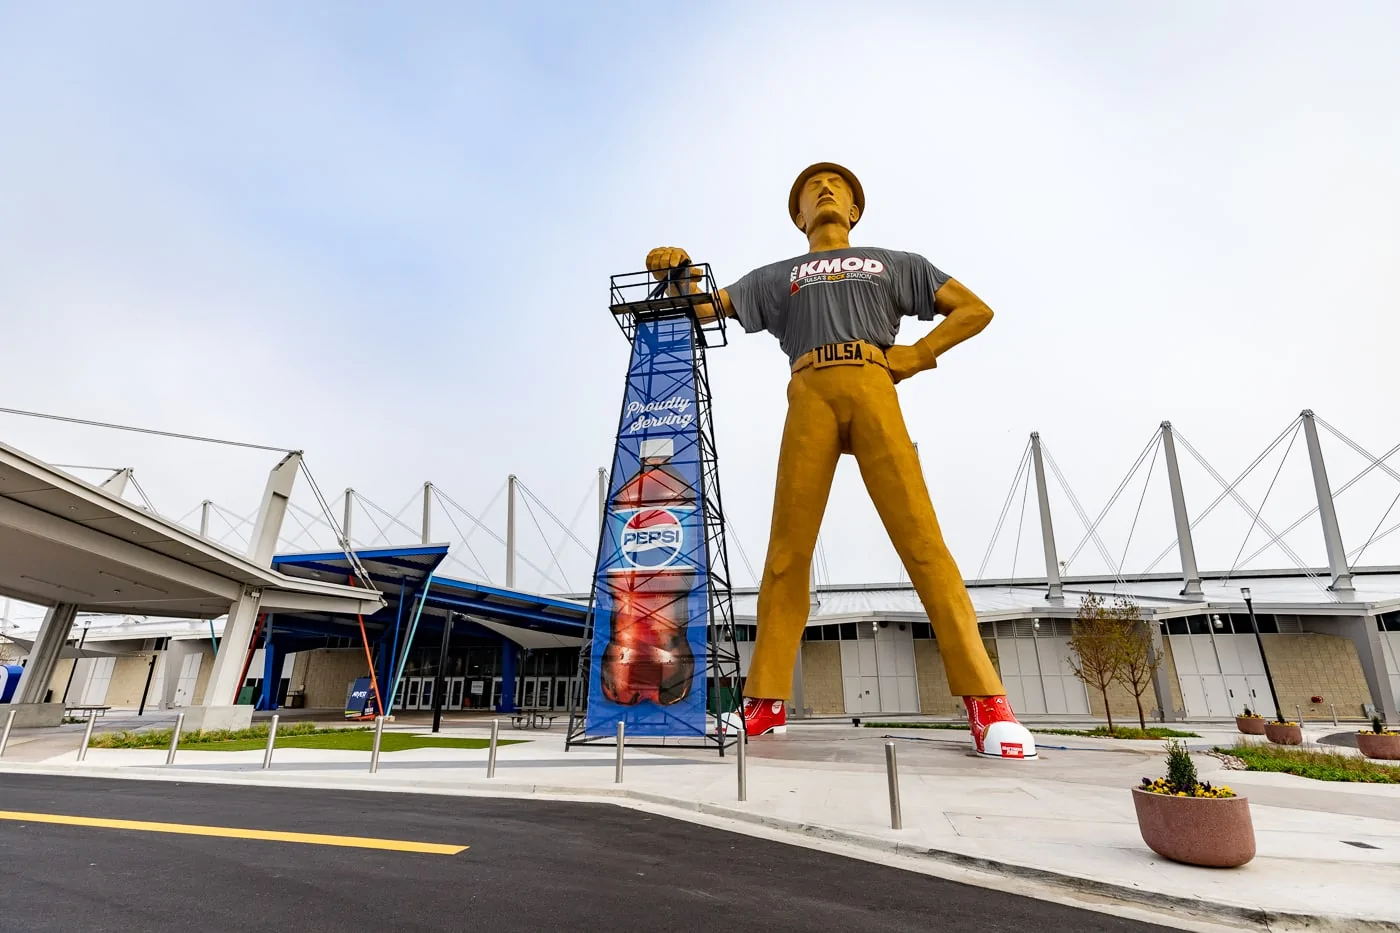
left=790, top=340, right=889, bottom=375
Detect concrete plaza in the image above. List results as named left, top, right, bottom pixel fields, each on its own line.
left=3, top=716, right=1397, bottom=931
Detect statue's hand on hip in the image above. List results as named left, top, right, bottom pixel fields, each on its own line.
left=885, top=344, right=936, bottom=384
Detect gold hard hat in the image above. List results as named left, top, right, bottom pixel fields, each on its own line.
left=788, top=162, right=865, bottom=229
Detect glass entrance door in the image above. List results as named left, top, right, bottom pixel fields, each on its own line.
left=448, top=677, right=465, bottom=710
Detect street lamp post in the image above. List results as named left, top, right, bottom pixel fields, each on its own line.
left=1241, top=587, right=1285, bottom=723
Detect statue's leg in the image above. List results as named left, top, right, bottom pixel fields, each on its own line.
left=744, top=371, right=842, bottom=703
left=847, top=366, right=1036, bottom=758
left=845, top=370, right=1002, bottom=696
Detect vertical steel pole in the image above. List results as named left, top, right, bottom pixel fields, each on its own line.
left=1242, top=590, right=1285, bottom=723
left=199, top=500, right=211, bottom=537
left=884, top=741, right=903, bottom=830
left=343, top=489, right=354, bottom=545
left=1301, top=411, right=1354, bottom=592
left=0, top=708, right=17, bottom=758
left=76, top=709, right=97, bottom=762
left=262, top=714, right=279, bottom=769
left=1029, top=433, right=1064, bottom=601
left=737, top=731, right=747, bottom=802
left=1295, top=704, right=1303, bottom=726
left=506, top=475, right=518, bottom=588
left=166, top=712, right=184, bottom=765
left=487, top=719, right=500, bottom=777
left=369, top=715, right=385, bottom=773
left=614, top=721, right=625, bottom=783
left=422, top=481, right=433, bottom=544
left=1160, top=422, right=1203, bottom=597
left=598, top=468, right=608, bottom=537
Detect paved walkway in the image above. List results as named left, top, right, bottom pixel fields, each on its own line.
left=3, top=718, right=1397, bottom=931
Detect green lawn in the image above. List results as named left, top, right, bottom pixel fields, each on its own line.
left=862, top=722, right=1199, bottom=739
left=1220, top=741, right=1400, bottom=784
left=184, top=733, right=522, bottom=753
left=91, top=722, right=523, bottom=753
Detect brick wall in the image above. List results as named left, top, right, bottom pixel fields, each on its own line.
left=1085, top=675, right=1151, bottom=726
left=1261, top=633, right=1374, bottom=721
left=299, top=648, right=371, bottom=709
left=799, top=642, right=844, bottom=715
left=1159, top=637, right=1186, bottom=717
left=913, top=640, right=962, bottom=715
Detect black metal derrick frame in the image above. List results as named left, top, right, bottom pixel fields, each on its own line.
left=567, top=263, right=742, bottom=755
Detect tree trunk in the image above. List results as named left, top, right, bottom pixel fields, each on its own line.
left=1135, top=692, right=1146, bottom=731
left=1102, top=685, right=1114, bottom=734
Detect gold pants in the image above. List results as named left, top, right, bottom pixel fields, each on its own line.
left=743, top=359, right=1005, bottom=700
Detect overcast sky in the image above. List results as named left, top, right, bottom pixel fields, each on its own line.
left=2, top=1, right=1397, bottom=621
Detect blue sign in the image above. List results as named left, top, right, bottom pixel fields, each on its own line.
left=586, top=317, right=710, bottom=737
left=345, top=676, right=377, bottom=720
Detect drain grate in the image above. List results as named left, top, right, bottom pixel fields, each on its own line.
left=1342, top=840, right=1381, bottom=849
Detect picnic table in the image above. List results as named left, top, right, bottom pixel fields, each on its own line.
left=65, top=705, right=112, bottom=719
left=510, top=708, right=558, bottom=730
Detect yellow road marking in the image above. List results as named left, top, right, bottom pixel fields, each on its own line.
left=0, top=810, right=467, bottom=855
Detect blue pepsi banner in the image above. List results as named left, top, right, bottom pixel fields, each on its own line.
left=586, top=316, right=710, bottom=737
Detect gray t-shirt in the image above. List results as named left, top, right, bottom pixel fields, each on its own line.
left=725, top=247, right=951, bottom=363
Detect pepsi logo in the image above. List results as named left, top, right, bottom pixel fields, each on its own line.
left=620, top=508, right=684, bottom=568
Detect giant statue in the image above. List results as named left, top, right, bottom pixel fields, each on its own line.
left=648, top=162, right=1035, bottom=758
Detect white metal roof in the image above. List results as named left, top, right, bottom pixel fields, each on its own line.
left=0, top=440, right=384, bottom=619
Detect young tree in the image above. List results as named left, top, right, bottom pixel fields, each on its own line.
left=1109, top=596, right=1161, bottom=731
left=1067, top=592, right=1126, bottom=734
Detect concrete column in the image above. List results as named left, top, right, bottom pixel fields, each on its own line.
left=422, top=482, right=432, bottom=544
left=1301, top=410, right=1354, bottom=593
left=247, top=452, right=301, bottom=568
left=199, top=500, right=212, bottom=537
left=1148, top=624, right=1179, bottom=722
left=181, top=586, right=263, bottom=732
left=1160, top=422, right=1203, bottom=598
left=12, top=603, right=79, bottom=724
left=1029, top=433, right=1064, bottom=601
left=506, top=475, right=518, bottom=588
left=1345, top=616, right=1399, bottom=721
left=499, top=635, right=518, bottom=713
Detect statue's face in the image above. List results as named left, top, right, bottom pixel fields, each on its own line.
left=796, top=170, right=860, bottom=233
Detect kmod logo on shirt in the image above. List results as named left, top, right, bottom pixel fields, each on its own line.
left=620, top=508, right=684, bottom=568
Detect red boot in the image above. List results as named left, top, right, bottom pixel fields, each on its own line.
left=964, top=695, right=1037, bottom=759
left=741, top=697, right=787, bottom=736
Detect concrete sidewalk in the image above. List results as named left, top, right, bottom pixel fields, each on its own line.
left=3, top=720, right=1397, bottom=931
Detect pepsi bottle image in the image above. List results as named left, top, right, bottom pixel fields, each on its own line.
left=600, top=437, right=698, bottom=706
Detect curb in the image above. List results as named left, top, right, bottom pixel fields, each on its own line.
left=1, top=761, right=1394, bottom=933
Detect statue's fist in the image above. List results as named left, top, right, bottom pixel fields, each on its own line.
left=885, top=344, right=936, bottom=384
left=646, top=246, right=703, bottom=295
left=647, top=246, right=691, bottom=278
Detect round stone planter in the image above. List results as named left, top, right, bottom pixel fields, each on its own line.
left=1132, top=788, right=1255, bottom=868
left=1357, top=733, right=1400, bottom=761
left=1235, top=716, right=1266, bottom=735
left=1264, top=721, right=1302, bottom=745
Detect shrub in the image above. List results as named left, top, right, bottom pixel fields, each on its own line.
left=1139, top=738, right=1236, bottom=798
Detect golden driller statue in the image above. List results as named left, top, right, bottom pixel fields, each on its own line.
left=648, top=162, right=1035, bottom=758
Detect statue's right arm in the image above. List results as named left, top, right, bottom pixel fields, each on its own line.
left=646, top=246, right=734, bottom=321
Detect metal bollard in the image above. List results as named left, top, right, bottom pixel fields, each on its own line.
left=0, top=708, right=16, bottom=759
left=487, top=719, right=500, bottom=778
left=1331, top=704, right=1338, bottom=726
left=737, top=730, right=747, bottom=802
left=369, top=716, right=385, bottom=773
left=76, top=709, right=97, bottom=762
left=614, top=721, right=625, bottom=784
left=1295, top=704, right=1302, bottom=725
left=884, top=741, right=903, bottom=830
left=262, top=714, right=279, bottom=770
left=166, top=713, right=184, bottom=765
